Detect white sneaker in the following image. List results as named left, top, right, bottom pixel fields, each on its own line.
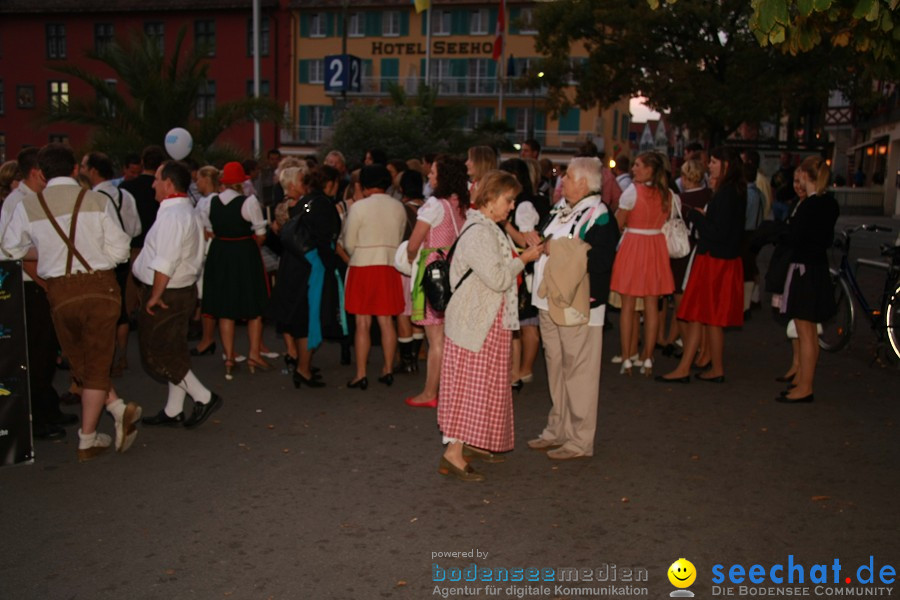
left=114, top=401, right=142, bottom=454
left=221, top=354, right=247, bottom=362
left=77, top=430, right=112, bottom=462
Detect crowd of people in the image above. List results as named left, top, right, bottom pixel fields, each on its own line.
left=0, top=137, right=841, bottom=476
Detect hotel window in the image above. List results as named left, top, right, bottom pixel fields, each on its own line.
left=432, top=9, right=452, bottom=36
left=518, top=7, right=537, bottom=34
left=95, top=23, right=114, bottom=53
left=196, top=80, right=215, bottom=118
left=467, top=59, right=493, bottom=94
left=467, top=107, right=494, bottom=129
left=17, top=85, right=35, bottom=109
left=247, top=16, right=270, bottom=57
left=383, top=11, right=401, bottom=37
left=0, top=80, right=4, bottom=115
left=98, top=79, right=117, bottom=117
left=145, top=22, right=165, bottom=52
left=48, top=80, right=69, bottom=113
left=46, top=24, right=66, bottom=59
left=246, top=80, right=270, bottom=97
left=0, top=133, right=5, bottom=162
left=309, top=13, right=327, bottom=38
left=49, top=133, right=69, bottom=144
left=194, top=20, right=216, bottom=56
left=469, top=9, right=489, bottom=35
left=348, top=12, right=365, bottom=37
left=309, top=59, right=324, bottom=84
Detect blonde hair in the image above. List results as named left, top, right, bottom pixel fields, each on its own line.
left=798, top=155, right=830, bottom=195
left=198, top=165, right=220, bottom=188
left=472, top=169, right=521, bottom=209
left=680, top=159, right=706, bottom=186
left=467, top=145, right=498, bottom=182
left=279, top=164, right=308, bottom=190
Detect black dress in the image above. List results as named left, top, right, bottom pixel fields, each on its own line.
left=269, top=192, right=341, bottom=339
left=782, top=192, right=840, bottom=323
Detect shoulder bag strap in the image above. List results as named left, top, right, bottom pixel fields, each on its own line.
left=36, top=189, right=93, bottom=274
left=98, top=188, right=126, bottom=229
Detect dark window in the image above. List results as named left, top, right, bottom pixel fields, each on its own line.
left=144, top=22, right=165, bottom=52
left=48, top=80, right=69, bottom=113
left=16, top=85, right=35, bottom=109
left=194, top=20, right=215, bottom=56
left=99, top=79, right=116, bottom=117
left=46, top=23, right=66, bottom=59
left=95, top=23, right=114, bottom=53
left=0, top=80, right=4, bottom=115
left=48, top=133, right=69, bottom=144
left=246, top=80, right=270, bottom=97
left=247, top=16, right=270, bottom=57
left=0, top=133, right=6, bottom=163
left=196, top=80, right=215, bottom=118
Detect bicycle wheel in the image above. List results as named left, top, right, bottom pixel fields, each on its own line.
left=884, top=281, right=900, bottom=363
left=819, top=271, right=853, bottom=352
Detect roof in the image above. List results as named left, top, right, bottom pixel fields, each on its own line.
left=0, top=0, right=279, bottom=14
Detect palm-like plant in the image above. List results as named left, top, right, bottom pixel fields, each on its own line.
left=45, top=26, right=281, bottom=162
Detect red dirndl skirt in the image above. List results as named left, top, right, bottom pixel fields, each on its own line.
left=345, top=265, right=405, bottom=316
left=438, top=305, right=514, bottom=453
left=677, top=252, right=744, bottom=327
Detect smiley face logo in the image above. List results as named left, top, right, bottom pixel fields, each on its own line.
left=668, top=558, right=696, bottom=588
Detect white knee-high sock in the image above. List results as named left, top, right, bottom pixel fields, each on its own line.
left=178, top=370, right=212, bottom=404
left=165, top=383, right=187, bottom=416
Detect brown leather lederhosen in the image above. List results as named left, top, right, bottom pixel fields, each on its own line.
left=38, top=189, right=120, bottom=390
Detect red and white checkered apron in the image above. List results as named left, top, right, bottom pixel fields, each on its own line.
left=438, top=304, right=514, bottom=452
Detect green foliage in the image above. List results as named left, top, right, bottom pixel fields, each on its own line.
left=44, top=27, right=282, bottom=163
left=322, top=84, right=505, bottom=166
left=534, top=0, right=889, bottom=144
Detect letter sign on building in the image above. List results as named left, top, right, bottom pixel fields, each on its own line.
left=325, top=54, right=361, bottom=92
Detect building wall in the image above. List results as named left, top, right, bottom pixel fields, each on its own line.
left=0, top=8, right=288, bottom=163
left=287, top=2, right=630, bottom=155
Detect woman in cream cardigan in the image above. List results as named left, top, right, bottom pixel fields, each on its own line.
left=437, top=170, right=543, bottom=482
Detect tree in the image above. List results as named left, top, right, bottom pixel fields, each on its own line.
left=533, top=0, right=866, bottom=145
left=44, top=27, right=281, bottom=162
left=649, top=0, right=900, bottom=63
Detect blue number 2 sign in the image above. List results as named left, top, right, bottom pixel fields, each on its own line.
left=325, top=54, right=361, bottom=93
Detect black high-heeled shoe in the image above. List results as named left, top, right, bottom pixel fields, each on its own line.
left=377, top=373, right=394, bottom=386
left=190, top=342, right=216, bottom=357
left=511, top=380, right=524, bottom=392
left=293, top=370, right=325, bottom=388
left=347, top=376, right=368, bottom=390
left=284, top=355, right=298, bottom=370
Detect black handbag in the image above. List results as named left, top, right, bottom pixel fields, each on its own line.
left=281, top=208, right=313, bottom=257
left=422, top=226, right=474, bottom=312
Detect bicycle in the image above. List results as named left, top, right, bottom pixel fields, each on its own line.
left=818, top=223, right=900, bottom=365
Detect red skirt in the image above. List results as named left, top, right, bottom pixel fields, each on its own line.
left=677, top=253, right=744, bottom=327
left=345, top=265, right=404, bottom=316
left=438, top=306, right=514, bottom=453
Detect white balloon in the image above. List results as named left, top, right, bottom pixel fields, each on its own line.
left=164, top=127, right=193, bottom=160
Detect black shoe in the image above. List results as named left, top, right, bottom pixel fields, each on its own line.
left=190, top=342, right=216, bottom=357
left=33, top=423, right=66, bottom=440
left=377, top=373, right=393, bottom=386
left=695, top=372, right=725, bottom=383
left=347, top=377, right=368, bottom=390
left=284, top=355, right=298, bottom=370
left=49, top=412, right=79, bottom=426
left=183, top=394, right=223, bottom=429
left=776, top=393, right=814, bottom=404
left=654, top=374, right=691, bottom=384
left=142, top=410, right=185, bottom=426
left=511, top=379, right=524, bottom=392
left=293, top=370, right=325, bottom=388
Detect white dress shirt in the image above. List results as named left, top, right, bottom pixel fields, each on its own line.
left=1, top=177, right=131, bottom=278
left=94, top=179, right=142, bottom=239
left=215, top=189, right=267, bottom=236
left=0, top=182, right=36, bottom=281
left=132, top=196, right=205, bottom=289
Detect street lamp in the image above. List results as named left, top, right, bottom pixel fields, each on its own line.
left=529, top=71, right=544, bottom=141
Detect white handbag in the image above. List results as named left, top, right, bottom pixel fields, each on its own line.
left=662, top=197, right=691, bottom=259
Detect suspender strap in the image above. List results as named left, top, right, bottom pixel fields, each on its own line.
left=98, top=188, right=125, bottom=229
left=36, top=189, right=93, bottom=275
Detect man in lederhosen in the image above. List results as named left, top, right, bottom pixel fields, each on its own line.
left=0, top=143, right=141, bottom=461
left=133, top=160, right=222, bottom=428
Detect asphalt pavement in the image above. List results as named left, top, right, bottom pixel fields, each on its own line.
left=1, top=215, right=898, bottom=600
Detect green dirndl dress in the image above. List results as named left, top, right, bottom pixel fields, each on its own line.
left=201, top=195, right=269, bottom=319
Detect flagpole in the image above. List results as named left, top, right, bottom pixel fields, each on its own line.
left=496, top=0, right=506, bottom=122
left=425, top=4, right=432, bottom=86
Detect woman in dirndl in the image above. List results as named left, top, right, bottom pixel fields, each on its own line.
left=657, top=147, right=746, bottom=384
left=437, top=170, right=543, bottom=482
left=775, top=156, right=839, bottom=404
left=201, top=161, right=271, bottom=379
left=404, top=156, right=468, bottom=408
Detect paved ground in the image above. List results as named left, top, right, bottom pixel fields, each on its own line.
left=2, top=216, right=899, bottom=600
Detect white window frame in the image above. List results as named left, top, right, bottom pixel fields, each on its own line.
left=470, top=9, right=489, bottom=35
left=432, top=9, right=451, bottom=36
left=383, top=11, right=401, bottom=37
left=348, top=12, right=364, bottom=37
left=309, top=13, right=327, bottom=38
left=518, top=7, right=537, bottom=34
left=309, top=106, right=329, bottom=143
left=309, top=59, right=324, bottom=84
